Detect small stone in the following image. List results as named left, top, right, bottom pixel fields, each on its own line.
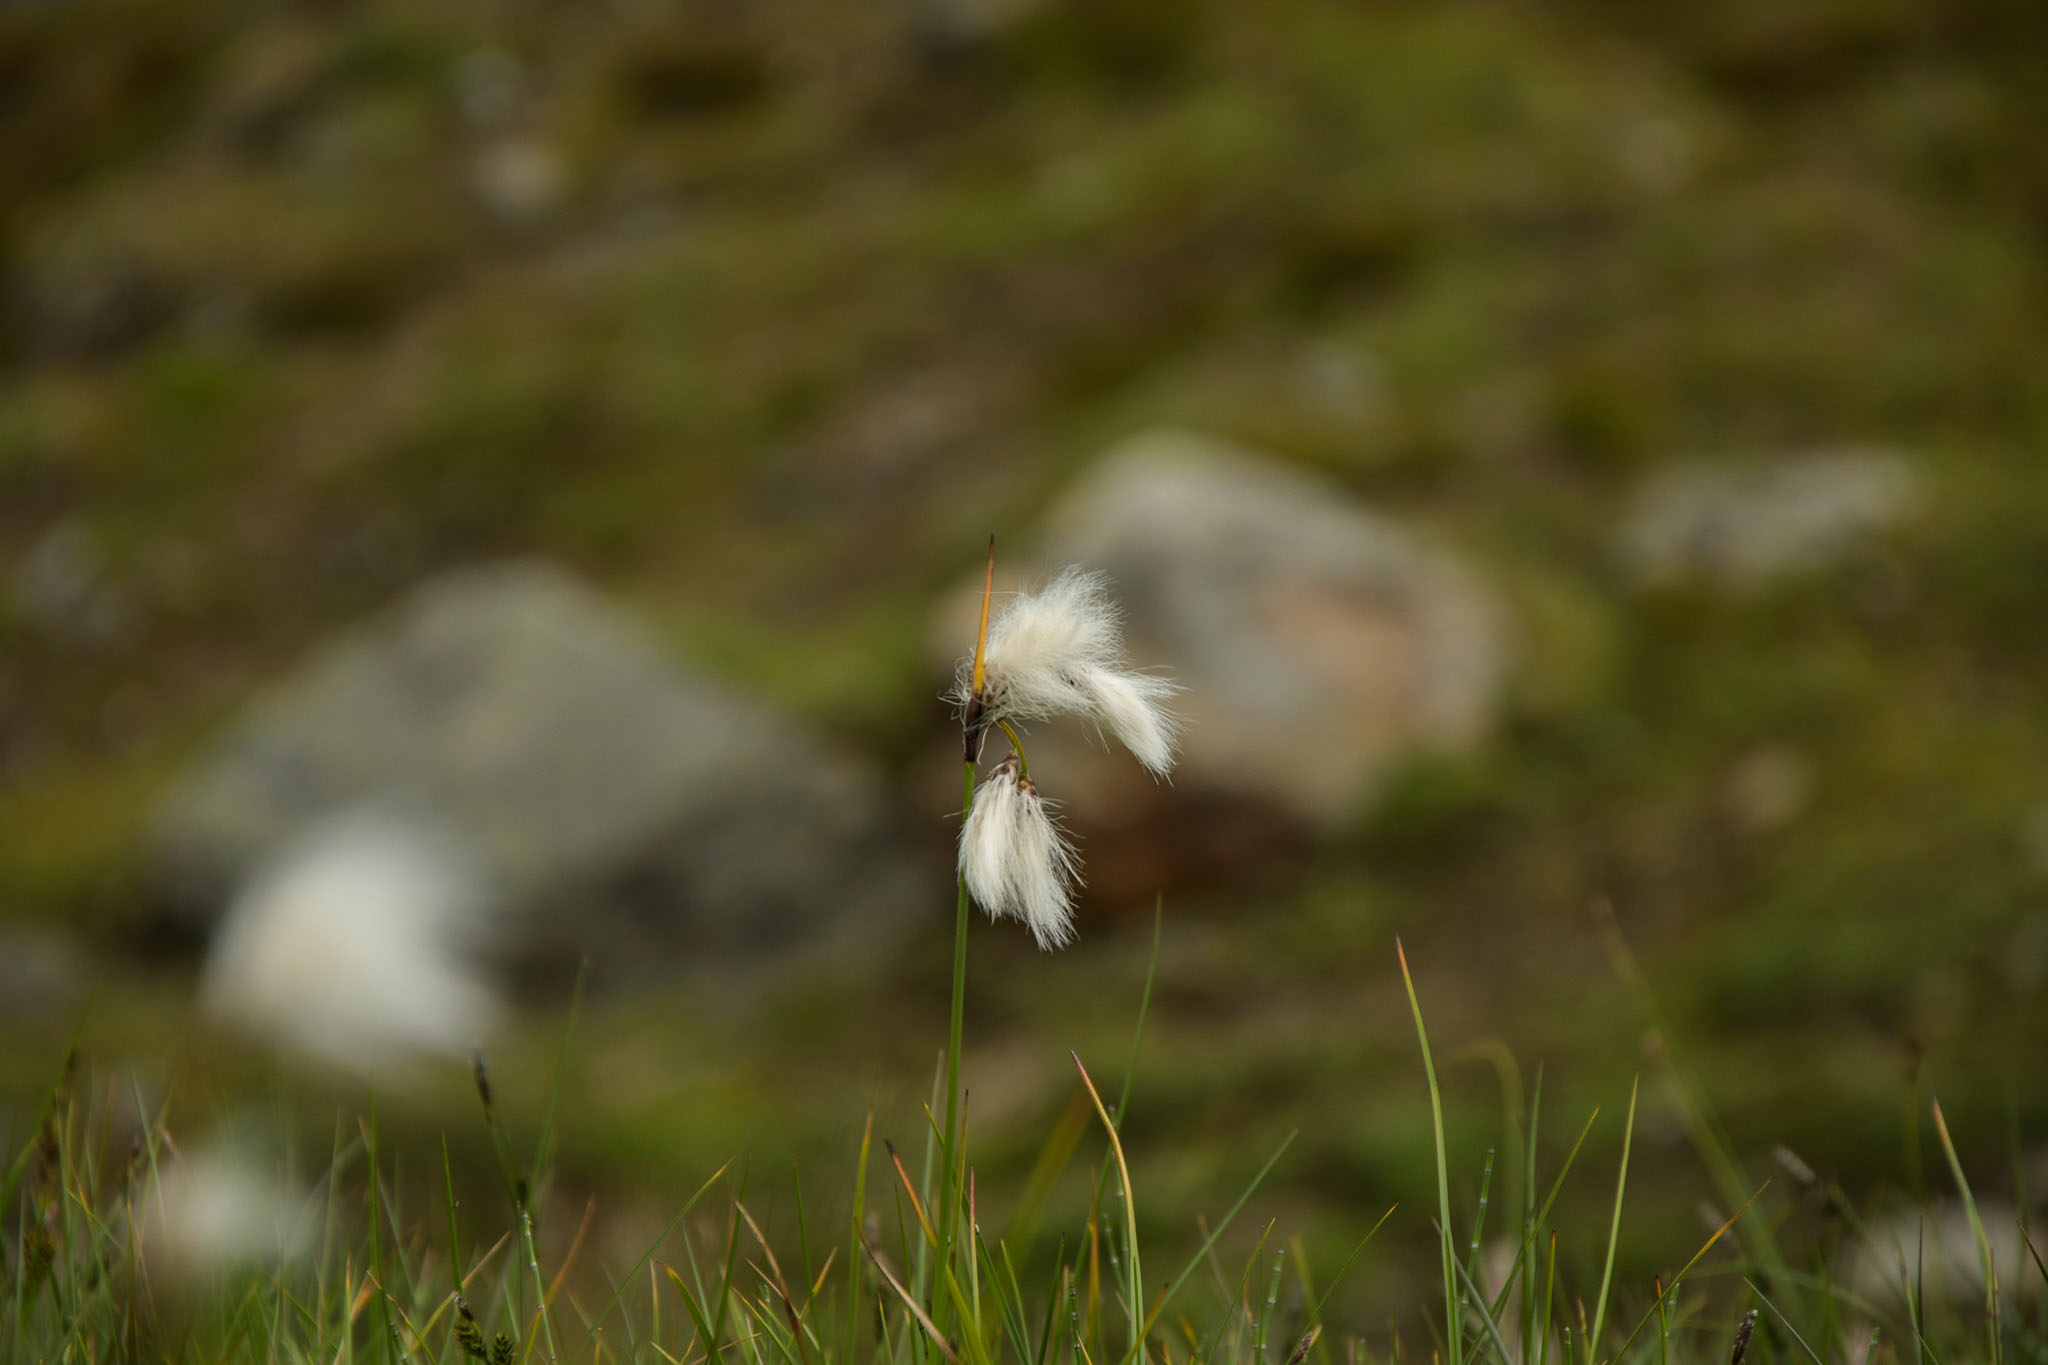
left=470, top=139, right=565, bottom=227
left=12, top=522, right=137, bottom=645
left=453, top=48, right=530, bottom=130
left=140, top=1146, right=311, bottom=1278
left=1293, top=340, right=1388, bottom=424
left=1620, top=450, right=1921, bottom=589
left=0, top=928, right=81, bottom=1022
left=1720, top=746, right=1814, bottom=834
left=1849, top=1200, right=2036, bottom=1311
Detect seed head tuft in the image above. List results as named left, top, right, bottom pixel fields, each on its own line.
left=958, top=755, right=1080, bottom=950
left=952, top=567, right=1181, bottom=777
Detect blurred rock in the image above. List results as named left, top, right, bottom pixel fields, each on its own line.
left=2019, top=799, right=2048, bottom=875
left=2003, top=916, right=2048, bottom=990
left=911, top=0, right=1046, bottom=66
left=453, top=48, right=531, bottom=131
left=470, top=138, right=566, bottom=228
left=1719, top=745, right=1814, bottom=834
left=1292, top=340, right=1388, bottom=425
left=1618, top=115, right=1694, bottom=195
left=1849, top=1199, right=2039, bottom=1310
left=13, top=522, right=99, bottom=629
left=205, top=25, right=332, bottom=154
left=1620, top=450, right=1921, bottom=589
left=139, top=1146, right=312, bottom=1279
left=0, top=927, right=80, bottom=1021
left=11, top=521, right=138, bottom=645
left=154, top=561, right=925, bottom=988
left=940, top=431, right=1508, bottom=835
left=7, top=252, right=174, bottom=362
left=203, top=809, right=501, bottom=1077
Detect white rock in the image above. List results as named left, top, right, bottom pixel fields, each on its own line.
left=1848, top=1199, right=2039, bottom=1311
left=1621, top=451, right=1920, bottom=589
left=139, top=1147, right=313, bottom=1278
left=156, top=561, right=924, bottom=988
left=203, top=809, right=499, bottom=1076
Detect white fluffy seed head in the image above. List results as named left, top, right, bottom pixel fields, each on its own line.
left=959, top=758, right=1024, bottom=919
left=1008, top=775, right=1080, bottom=950
left=975, top=569, right=1123, bottom=720
left=953, top=566, right=1181, bottom=779
left=1078, top=666, right=1182, bottom=777
left=957, top=756, right=1081, bottom=950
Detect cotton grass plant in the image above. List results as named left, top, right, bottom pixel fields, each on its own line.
left=4, top=546, right=2044, bottom=1363
left=950, top=544, right=1183, bottom=950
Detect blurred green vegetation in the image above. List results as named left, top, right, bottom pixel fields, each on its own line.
left=4, top=0, right=2048, bottom=1333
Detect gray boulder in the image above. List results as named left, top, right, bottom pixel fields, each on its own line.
left=153, top=561, right=925, bottom=985
left=941, top=431, right=1508, bottom=832
left=1620, top=450, right=1921, bottom=589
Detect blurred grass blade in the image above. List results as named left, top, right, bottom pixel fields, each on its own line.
left=889, top=1139, right=941, bottom=1254
left=1197, top=1220, right=1274, bottom=1365
left=1138, top=1129, right=1296, bottom=1348
left=1071, top=1053, right=1143, bottom=1364
left=1309, top=1204, right=1396, bottom=1325
left=667, top=1262, right=722, bottom=1365
left=1745, top=1278, right=1827, bottom=1365
left=844, top=1115, right=875, bottom=1365
left=529, top=964, right=587, bottom=1213
left=863, top=1234, right=959, bottom=1364
left=1006, top=1089, right=1091, bottom=1264
left=1397, top=938, right=1463, bottom=1365
left=1114, top=902, right=1163, bottom=1130
left=571, top=1159, right=733, bottom=1360
left=1443, top=1223, right=1515, bottom=1365
left=1612, top=1183, right=1766, bottom=1358
left=1931, top=1100, right=2002, bottom=1365
left=1586, top=1074, right=1638, bottom=1362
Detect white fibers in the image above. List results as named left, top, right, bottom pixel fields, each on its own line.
left=957, top=567, right=1181, bottom=777
left=957, top=756, right=1081, bottom=950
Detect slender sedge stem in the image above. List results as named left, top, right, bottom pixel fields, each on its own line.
left=937, top=758, right=978, bottom=1331
left=940, top=537, right=995, bottom=1334
left=995, top=720, right=1030, bottom=780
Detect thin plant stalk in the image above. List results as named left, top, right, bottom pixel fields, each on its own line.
left=936, top=757, right=977, bottom=1331
left=1396, top=939, right=1462, bottom=1365
left=1586, top=1074, right=1639, bottom=1363
left=1932, top=1099, right=2002, bottom=1365
left=940, top=538, right=995, bottom=1330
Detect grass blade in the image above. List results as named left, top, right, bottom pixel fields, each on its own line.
left=844, top=1115, right=875, bottom=1365
left=1071, top=1053, right=1143, bottom=1364
left=1931, top=1099, right=2002, bottom=1365
left=1443, top=1224, right=1516, bottom=1365
left=1397, top=938, right=1463, bottom=1365
left=1586, top=1074, right=1638, bottom=1362
left=1143, top=1133, right=1297, bottom=1348
left=1745, top=1278, right=1826, bottom=1365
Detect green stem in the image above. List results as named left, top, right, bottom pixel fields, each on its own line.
left=995, top=720, right=1030, bottom=780
left=936, top=758, right=978, bottom=1332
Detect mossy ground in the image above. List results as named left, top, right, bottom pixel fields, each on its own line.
left=3, top=0, right=2047, bottom=1338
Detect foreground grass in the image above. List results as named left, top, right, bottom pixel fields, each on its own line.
left=6, top=0, right=2048, bottom=1302
left=6, top=936, right=2040, bottom=1364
